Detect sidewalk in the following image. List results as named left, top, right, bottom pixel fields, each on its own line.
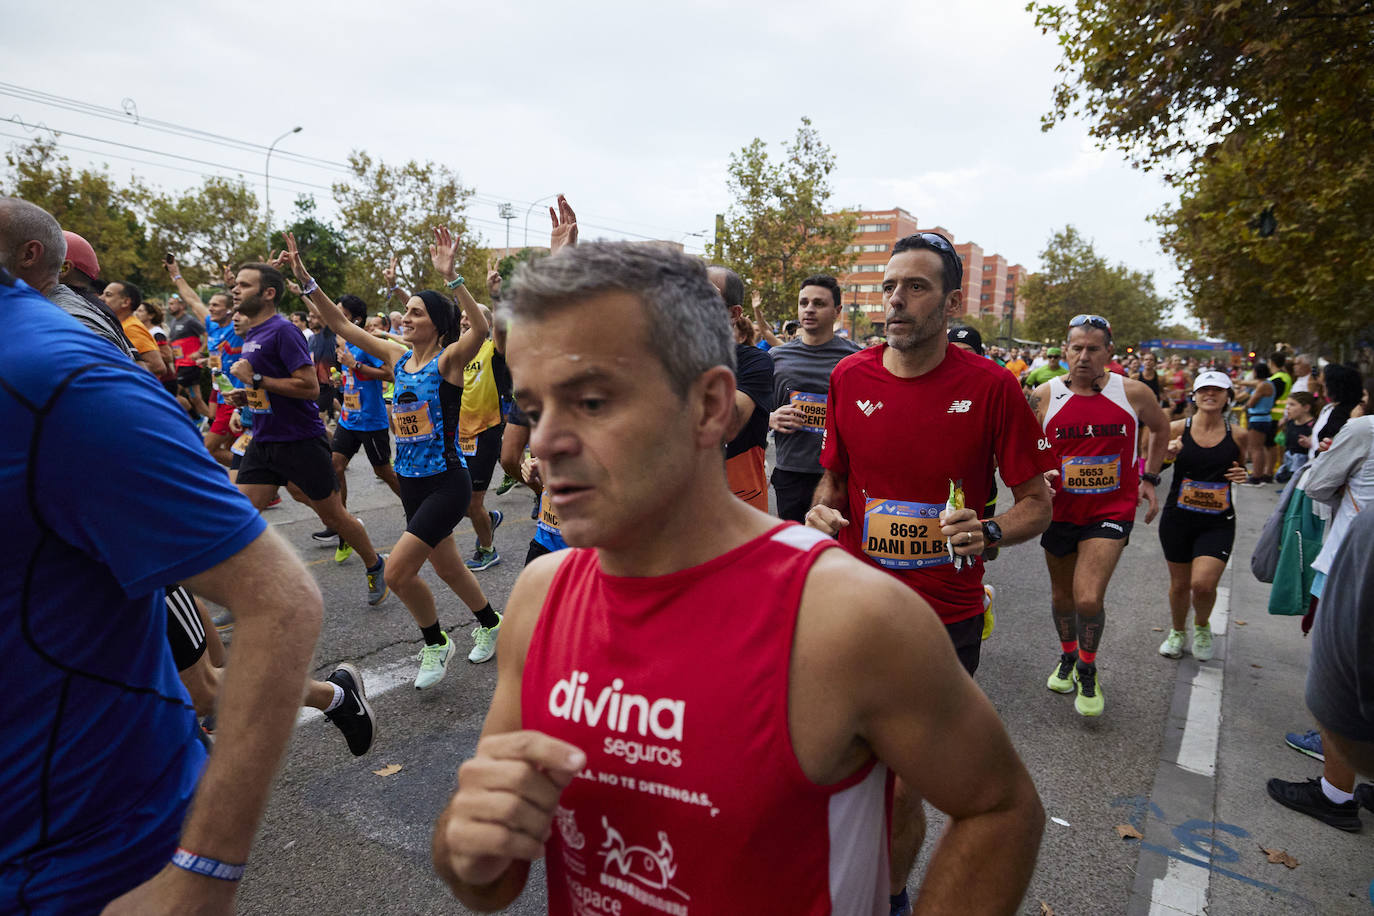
left=1128, top=483, right=1374, bottom=915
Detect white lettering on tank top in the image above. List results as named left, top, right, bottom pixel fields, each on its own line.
left=549, top=670, right=686, bottom=742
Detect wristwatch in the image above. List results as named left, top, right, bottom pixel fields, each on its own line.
left=981, top=519, right=1003, bottom=546
left=251, top=373, right=263, bottom=389
left=1141, top=471, right=1162, bottom=486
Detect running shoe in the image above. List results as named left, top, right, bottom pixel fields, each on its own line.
left=474, top=508, right=504, bottom=552
left=1284, top=729, right=1325, bottom=761
left=323, top=663, right=375, bottom=757
left=466, top=546, right=501, bottom=571
left=495, top=472, right=519, bottom=496
left=312, top=527, right=338, bottom=545
left=1047, top=651, right=1077, bottom=694
left=1265, top=777, right=1361, bottom=832
left=1073, top=662, right=1104, bottom=717
left=335, top=539, right=354, bottom=564
left=980, top=584, right=996, bottom=641
left=1357, top=783, right=1374, bottom=814
left=1158, top=629, right=1185, bottom=659
left=366, top=555, right=389, bottom=606
left=415, top=633, right=454, bottom=689
left=1241, top=475, right=1265, bottom=487
left=1191, top=624, right=1214, bottom=661
left=469, top=614, right=502, bottom=664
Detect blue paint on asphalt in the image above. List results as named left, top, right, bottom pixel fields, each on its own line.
left=1137, top=841, right=1291, bottom=896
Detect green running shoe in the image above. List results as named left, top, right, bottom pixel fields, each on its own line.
left=1047, top=651, right=1077, bottom=694
left=1074, top=662, right=1104, bottom=717
left=495, top=472, right=519, bottom=496
left=465, top=546, right=501, bottom=571
left=1191, top=624, right=1214, bottom=661
left=415, top=633, right=454, bottom=690
left=335, top=539, right=354, bottom=564
left=366, top=554, right=389, bottom=606
left=1158, top=629, right=1185, bottom=659
left=469, top=613, right=502, bottom=664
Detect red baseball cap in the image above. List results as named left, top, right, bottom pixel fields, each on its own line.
left=62, top=231, right=100, bottom=280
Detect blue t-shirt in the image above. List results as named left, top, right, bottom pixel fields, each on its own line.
left=505, top=403, right=568, bottom=553
left=206, top=316, right=245, bottom=390
left=339, top=343, right=389, bottom=432
left=240, top=313, right=325, bottom=442
left=0, top=275, right=266, bottom=909
left=392, top=351, right=466, bottom=478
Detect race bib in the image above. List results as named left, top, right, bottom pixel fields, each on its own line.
left=862, top=498, right=950, bottom=570
left=343, top=392, right=361, bottom=412
left=1061, top=454, right=1120, bottom=495
left=171, top=345, right=184, bottom=360
left=458, top=435, right=477, bottom=456
left=537, top=489, right=562, bottom=535
left=244, top=387, right=271, bottom=414
left=789, top=391, right=827, bottom=433
left=230, top=431, right=253, bottom=456
left=1178, top=478, right=1230, bottom=514
left=207, top=354, right=221, bottom=370
left=392, top=402, right=435, bottom=443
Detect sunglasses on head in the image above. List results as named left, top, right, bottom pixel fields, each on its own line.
left=1069, top=314, right=1112, bottom=335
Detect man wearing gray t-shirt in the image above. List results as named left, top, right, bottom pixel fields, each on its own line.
left=767, top=275, right=860, bottom=521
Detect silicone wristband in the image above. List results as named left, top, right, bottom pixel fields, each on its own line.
left=171, top=847, right=245, bottom=882
left=445, top=275, right=465, bottom=289
left=300, top=277, right=319, bottom=296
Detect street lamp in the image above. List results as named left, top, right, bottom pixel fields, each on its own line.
left=265, top=126, right=302, bottom=251
left=523, top=194, right=559, bottom=248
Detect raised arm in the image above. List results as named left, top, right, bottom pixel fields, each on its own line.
left=751, top=293, right=782, bottom=347
left=427, top=225, right=490, bottom=382
left=163, top=255, right=209, bottom=321
left=548, top=194, right=578, bottom=254
left=282, top=232, right=407, bottom=366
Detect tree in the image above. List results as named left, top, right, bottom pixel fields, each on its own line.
left=271, top=196, right=352, bottom=308
left=1021, top=226, right=1169, bottom=348
left=1030, top=1, right=1374, bottom=348
left=708, top=118, right=857, bottom=320
left=332, top=151, right=486, bottom=306
left=144, top=175, right=265, bottom=289
left=3, top=137, right=150, bottom=286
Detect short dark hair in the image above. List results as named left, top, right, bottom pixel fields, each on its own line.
left=339, top=294, right=368, bottom=324
left=293, top=309, right=308, bottom=322
left=891, top=232, right=962, bottom=294
left=240, top=262, right=285, bottom=308
left=798, top=275, right=842, bottom=309
left=707, top=265, right=744, bottom=308
left=115, top=280, right=142, bottom=309
left=783, top=320, right=800, bottom=334
left=1253, top=360, right=1271, bottom=378
left=1270, top=351, right=1288, bottom=370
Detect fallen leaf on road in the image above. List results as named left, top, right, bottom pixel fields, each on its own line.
left=1236, top=620, right=1248, bottom=626
left=1040, top=902, right=1054, bottom=916
left=372, top=764, right=403, bottom=777
left=1259, top=845, right=1299, bottom=868
left=1251, top=664, right=1263, bottom=669
left=1115, top=824, right=1144, bottom=840
left=1152, top=627, right=1164, bottom=632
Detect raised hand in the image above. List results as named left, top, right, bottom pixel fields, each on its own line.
left=285, top=278, right=303, bottom=298
left=164, top=256, right=182, bottom=279
left=222, top=263, right=236, bottom=287
left=430, top=226, right=460, bottom=281
left=281, top=232, right=310, bottom=283
left=383, top=254, right=398, bottom=289
left=549, top=194, right=577, bottom=253
left=486, top=255, right=503, bottom=298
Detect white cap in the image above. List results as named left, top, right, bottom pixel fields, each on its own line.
left=1192, top=370, right=1233, bottom=393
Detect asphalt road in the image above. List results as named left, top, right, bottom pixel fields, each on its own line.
left=224, top=461, right=1373, bottom=915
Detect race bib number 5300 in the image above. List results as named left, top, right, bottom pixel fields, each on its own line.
left=1061, top=454, right=1121, bottom=495
left=862, top=498, right=950, bottom=570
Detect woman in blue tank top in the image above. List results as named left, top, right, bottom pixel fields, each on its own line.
left=285, top=229, right=503, bottom=689
left=1239, top=360, right=1277, bottom=483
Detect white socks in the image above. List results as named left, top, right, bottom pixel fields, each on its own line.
left=1321, top=777, right=1354, bottom=805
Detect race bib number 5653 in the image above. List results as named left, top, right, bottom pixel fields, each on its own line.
left=862, top=498, right=950, bottom=570
left=1061, top=454, right=1120, bottom=495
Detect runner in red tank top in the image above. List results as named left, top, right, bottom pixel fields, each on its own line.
left=1031, top=315, right=1170, bottom=717
left=432, top=240, right=1044, bottom=915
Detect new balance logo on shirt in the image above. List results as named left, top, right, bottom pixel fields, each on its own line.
left=947, top=400, right=973, bottom=413
left=856, top=399, right=884, bottom=416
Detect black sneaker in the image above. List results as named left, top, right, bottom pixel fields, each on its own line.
left=312, top=527, right=338, bottom=545
left=1266, top=777, right=1361, bottom=832
left=324, top=664, right=375, bottom=757
left=1357, top=783, right=1374, bottom=814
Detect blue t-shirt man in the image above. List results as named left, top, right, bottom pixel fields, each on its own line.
left=0, top=272, right=267, bottom=912
left=206, top=314, right=245, bottom=390
left=339, top=342, right=389, bottom=433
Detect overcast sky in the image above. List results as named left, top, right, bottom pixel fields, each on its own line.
left=5, top=0, right=1185, bottom=316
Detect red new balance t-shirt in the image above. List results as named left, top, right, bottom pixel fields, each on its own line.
left=821, top=344, right=1056, bottom=623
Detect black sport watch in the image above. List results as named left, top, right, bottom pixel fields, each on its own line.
left=251, top=373, right=263, bottom=389
left=981, top=519, right=1003, bottom=546
left=1141, top=471, right=1162, bottom=486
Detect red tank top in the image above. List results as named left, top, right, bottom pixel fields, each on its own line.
left=1042, top=373, right=1140, bottom=524
left=523, top=523, right=891, bottom=916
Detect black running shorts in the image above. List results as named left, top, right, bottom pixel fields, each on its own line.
left=175, top=365, right=202, bottom=391
left=332, top=425, right=392, bottom=467
left=1158, top=509, right=1235, bottom=564
left=466, top=424, right=505, bottom=492
left=237, top=435, right=338, bottom=501
left=398, top=467, right=473, bottom=548
left=1040, top=518, right=1133, bottom=557
left=945, top=615, right=983, bottom=677
left=165, top=584, right=207, bottom=672
left=770, top=468, right=822, bottom=524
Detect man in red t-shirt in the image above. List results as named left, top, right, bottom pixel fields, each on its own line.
left=1031, top=314, right=1169, bottom=717
left=807, top=232, right=1055, bottom=913
left=432, top=241, right=1044, bottom=915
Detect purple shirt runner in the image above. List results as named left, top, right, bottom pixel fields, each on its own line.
left=239, top=313, right=325, bottom=442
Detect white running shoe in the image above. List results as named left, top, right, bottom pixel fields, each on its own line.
left=468, top=614, right=502, bottom=664
left=415, top=633, right=454, bottom=689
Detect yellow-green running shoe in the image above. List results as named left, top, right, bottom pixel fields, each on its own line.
left=1047, top=652, right=1077, bottom=694
left=1073, top=662, right=1104, bottom=717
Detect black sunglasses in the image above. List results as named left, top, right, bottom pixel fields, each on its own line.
left=1069, top=313, right=1112, bottom=335
left=911, top=232, right=962, bottom=286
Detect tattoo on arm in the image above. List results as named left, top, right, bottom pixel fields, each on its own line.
left=1028, top=392, right=1041, bottom=413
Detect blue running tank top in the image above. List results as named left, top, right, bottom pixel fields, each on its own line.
left=392, top=350, right=466, bottom=478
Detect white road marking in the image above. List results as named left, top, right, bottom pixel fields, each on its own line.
left=1149, top=856, right=1209, bottom=915
left=1176, top=666, right=1223, bottom=778
left=1211, top=585, right=1229, bottom=635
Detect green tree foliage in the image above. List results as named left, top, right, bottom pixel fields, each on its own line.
left=2, top=137, right=150, bottom=286
left=144, top=175, right=266, bottom=289
left=1021, top=226, right=1169, bottom=347
left=708, top=118, right=857, bottom=320
left=332, top=151, right=485, bottom=305
left=271, top=196, right=350, bottom=307
left=1030, top=1, right=1374, bottom=346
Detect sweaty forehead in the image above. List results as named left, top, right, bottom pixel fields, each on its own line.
left=884, top=249, right=943, bottom=284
